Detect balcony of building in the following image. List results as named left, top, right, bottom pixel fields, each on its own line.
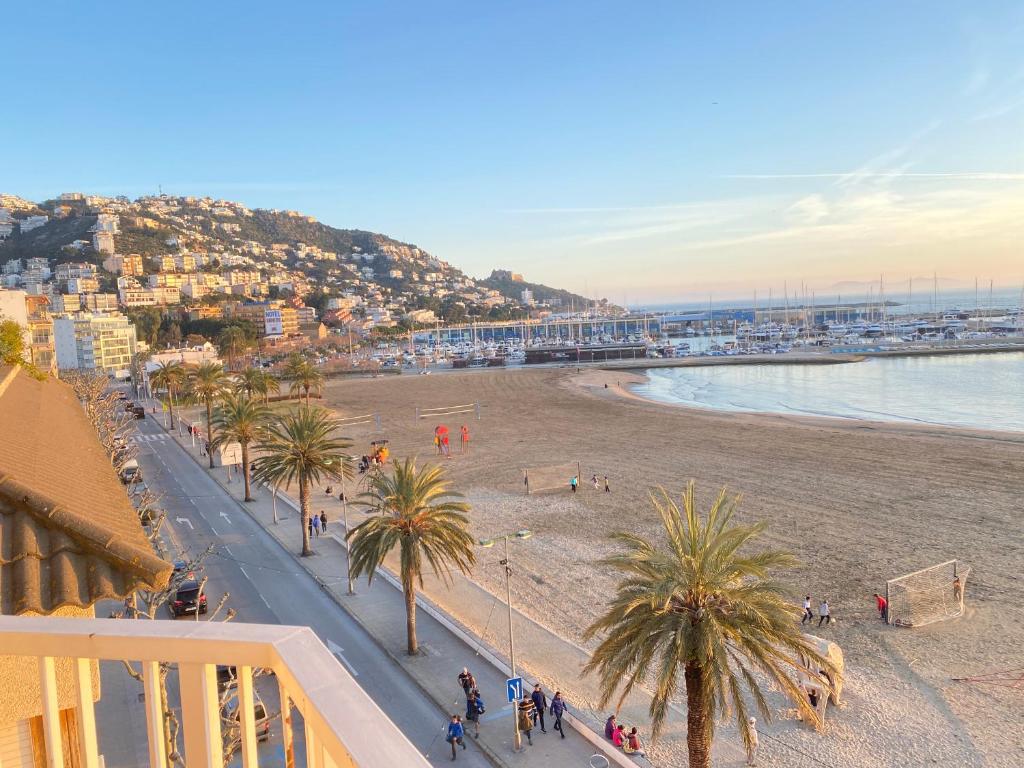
left=0, top=615, right=430, bottom=768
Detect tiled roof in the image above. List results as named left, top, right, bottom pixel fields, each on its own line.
left=0, top=366, right=171, bottom=615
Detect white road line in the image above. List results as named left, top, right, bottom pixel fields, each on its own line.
left=239, top=566, right=250, bottom=580
left=222, top=546, right=233, bottom=556
left=210, top=525, right=219, bottom=536
left=258, top=593, right=272, bottom=610
left=327, top=639, right=359, bottom=677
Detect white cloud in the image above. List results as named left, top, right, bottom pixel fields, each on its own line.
left=786, top=194, right=830, bottom=224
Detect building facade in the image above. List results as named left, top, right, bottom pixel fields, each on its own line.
left=53, top=313, right=138, bottom=378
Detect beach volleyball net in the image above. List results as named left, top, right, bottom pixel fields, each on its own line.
left=886, top=559, right=969, bottom=628
left=522, top=461, right=581, bottom=494
left=415, top=402, right=481, bottom=421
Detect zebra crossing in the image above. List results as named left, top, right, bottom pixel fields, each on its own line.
left=132, top=434, right=170, bottom=443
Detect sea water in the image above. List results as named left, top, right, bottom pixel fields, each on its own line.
left=634, top=352, right=1024, bottom=432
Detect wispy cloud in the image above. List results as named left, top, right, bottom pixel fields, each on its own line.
left=724, top=172, right=1024, bottom=181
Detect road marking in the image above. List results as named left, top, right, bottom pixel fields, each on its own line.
left=210, top=525, right=219, bottom=536
left=219, top=511, right=231, bottom=522
left=326, top=639, right=359, bottom=677
left=222, top=546, right=233, bottom=556
left=175, top=517, right=194, bottom=530
left=258, top=593, right=272, bottom=610
left=239, top=567, right=250, bottom=580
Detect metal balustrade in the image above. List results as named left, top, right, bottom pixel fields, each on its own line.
left=0, top=616, right=430, bottom=768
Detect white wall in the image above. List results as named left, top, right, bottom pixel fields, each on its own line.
left=52, top=317, right=82, bottom=371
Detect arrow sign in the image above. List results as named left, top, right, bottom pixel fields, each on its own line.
left=326, top=639, right=359, bottom=677
left=219, top=511, right=231, bottom=522
left=175, top=517, right=194, bottom=530
left=506, top=676, right=523, bottom=703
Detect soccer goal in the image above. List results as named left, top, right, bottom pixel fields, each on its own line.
left=886, top=559, right=969, bottom=628
left=522, top=461, right=581, bottom=494
left=335, top=413, right=383, bottom=432
left=415, top=402, right=481, bottom=421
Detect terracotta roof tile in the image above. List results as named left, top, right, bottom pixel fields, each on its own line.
left=0, top=366, right=171, bottom=614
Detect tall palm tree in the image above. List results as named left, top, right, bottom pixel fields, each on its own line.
left=348, top=459, right=476, bottom=655
left=149, top=360, right=187, bottom=429
left=211, top=392, right=270, bottom=502
left=583, top=483, right=836, bottom=768
left=235, top=366, right=280, bottom=403
left=217, top=326, right=250, bottom=371
left=188, top=361, right=229, bottom=468
left=252, top=406, right=352, bottom=556
left=284, top=354, right=324, bottom=404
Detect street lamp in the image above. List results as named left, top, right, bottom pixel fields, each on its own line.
left=479, top=529, right=532, bottom=752
left=326, top=457, right=356, bottom=595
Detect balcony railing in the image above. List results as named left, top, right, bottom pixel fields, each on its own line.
left=0, top=616, right=430, bottom=768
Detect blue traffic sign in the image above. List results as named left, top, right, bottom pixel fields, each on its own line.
left=506, top=676, right=523, bottom=703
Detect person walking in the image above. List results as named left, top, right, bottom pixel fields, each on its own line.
left=442, top=433, right=451, bottom=458
left=745, top=716, right=759, bottom=766
left=818, top=599, right=831, bottom=627
left=312, top=512, right=321, bottom=537
left=604, top=475, right=610, bottom=493
left=446, top=715, right=465, bottom=760
left=320, top=511, right=328, bottom=533
left=307, top=515, right=313, bottom=539
left=517, top=694, right=535, bottom=745
left=530, top=684, right=548, bottom=733
left=801, top=595, right=813, bottom=624
left=457, top=668, right=476, bottom=697
left=591, top=474, right=599, bottom=490
left=873, top=592, right=888, bottom=622
left=550, top=691, right=567, bottom=738
left=460, top=424, right=469, bottom=453
left=465, top=690, right=484, bottom=738
left=570, top=475, right=578, bottom=493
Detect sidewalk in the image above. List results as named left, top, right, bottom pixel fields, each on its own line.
left=156, top=408, right=641, bottom=768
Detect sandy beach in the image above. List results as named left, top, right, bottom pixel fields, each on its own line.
left=322, top=365, right=1024, bottom=768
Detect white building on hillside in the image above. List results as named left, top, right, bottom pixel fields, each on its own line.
left=53, top=312, right=138, bottom=378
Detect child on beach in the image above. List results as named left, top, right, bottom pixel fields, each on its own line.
left=570, top=475, right=578, bottom=493
left=591, top=474, right=599, bottom=490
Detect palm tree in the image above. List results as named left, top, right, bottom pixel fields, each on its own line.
left=252, top=406, right=352, bottom=556
left=211, top=392, right=270, bottom=502
left=149, top=360, right=187, bottom=429
left=348, top=459, right=475, bottom=655
left=283, top=354, right=324, bottom=404
left=235, top=366, right=280, bottom=403
left=583, top=483, right=836, bottom=768
left=188, top=361, right=229, bottom=468
left=217, top=326, right=250, bottom=371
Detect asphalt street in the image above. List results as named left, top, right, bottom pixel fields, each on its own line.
left=128, top=413, right=492, bottom=767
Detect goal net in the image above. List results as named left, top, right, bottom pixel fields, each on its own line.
left=416, top=402, right=480, bottom=420
left=886, top=559, right=969, bottom=628
left=522, top=461, right=581, bottom=494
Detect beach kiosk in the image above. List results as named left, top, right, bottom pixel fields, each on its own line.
left=796, top=634, right=844, bottom=728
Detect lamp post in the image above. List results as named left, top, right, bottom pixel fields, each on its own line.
left=479, top=529, right=532, bottom=752
left=341, top=460, right=354, bottom=595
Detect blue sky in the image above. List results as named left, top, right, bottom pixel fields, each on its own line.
left=2, top=2, right=1022, bottom=302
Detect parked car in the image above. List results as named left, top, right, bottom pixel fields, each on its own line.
left=221, top=690, right=271, bottom=742
left=133, top=406, right=146, bottom=419
left=169, top=579, right=207, bottom=617
left=119, top=459, right=142, bottom=484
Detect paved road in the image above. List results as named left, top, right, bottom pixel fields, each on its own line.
left=126, top=414, right=491, bottom=767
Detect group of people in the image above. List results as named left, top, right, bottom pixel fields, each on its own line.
left=447, top=668, right=570, bottom=760
left=307, top=511, right=328, bottom=538
left=800, top=595, right=833, bottom=627
left=603, top=714, right=645, bottom=756
left=434, top=425, right=470, bottom=458
left=569, top=473, right=611, bottom=493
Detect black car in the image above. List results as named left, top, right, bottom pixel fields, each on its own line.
left=133, top=406, right=146, bottom=419
left=170, top=579, right=207, bottom=617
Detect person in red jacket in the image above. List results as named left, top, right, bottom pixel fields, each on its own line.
left=873, top=592, right=888, bottom=622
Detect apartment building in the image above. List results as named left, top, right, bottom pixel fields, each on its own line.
left=264, top=306, right=298, bottom=337
left=55, top=263, right=97, bottom=281
left=119, top=286, right=180, bottom=307
left=0, top=289, right=31, bottom=358
left=92, top=230, right=115, bottom=254
left=53, top=312, right=138, bottom=377
left=24, top=294, right=56, bottom=374
left=102, top=253, right=144, bottom=276
left=19, top=215, right=48, bottom=232
left=64, top=276, right=100, bottom=294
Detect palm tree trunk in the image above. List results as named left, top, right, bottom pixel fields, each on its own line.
left=205, top=398, right=215, bottom=469
left=167, top=391, right=176, bottom=430
left=299, top=478, right=312, bottom=556
left=241, top=441, right=253, bottom=502
left=403, top=575, right=418, bottom=655
left=685, top=663, right=712, bottom=768
left=304, top=385, right=310, bottom=405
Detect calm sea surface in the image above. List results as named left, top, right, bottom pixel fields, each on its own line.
left=635, top=352, right=1024, bottom=432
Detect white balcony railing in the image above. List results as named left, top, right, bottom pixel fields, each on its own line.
left=0, top=616, right=430, bottom=768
